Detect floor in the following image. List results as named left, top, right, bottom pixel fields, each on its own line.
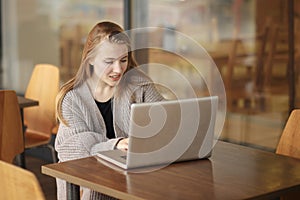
left=26, top=155, right=57, bottom=200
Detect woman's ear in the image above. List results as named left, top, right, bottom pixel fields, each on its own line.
left=88, top=64, right=94, bottom=76
left=88, top=57, right=95, bottom=66
left=89, top=64, right=94, bottom=71
left=89, top=61, right=94, bottom=66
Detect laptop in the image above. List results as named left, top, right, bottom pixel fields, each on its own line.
left=96, top=96, right=218, bottom=170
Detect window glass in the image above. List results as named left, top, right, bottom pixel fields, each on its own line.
left=132, top=0, right=293, bottom=151
left=1, top=0, right=298, bottom=152
left=1, top=0, right=123, bottom=92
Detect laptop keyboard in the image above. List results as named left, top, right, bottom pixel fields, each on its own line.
left=120, top=155, right=127, bottom=160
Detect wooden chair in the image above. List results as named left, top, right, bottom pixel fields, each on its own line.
left=276, top=109, right=300, bottom=158
left=24, top=64, right=59, bottom=163
left=264, top=23, right=300, bottom=93
left=0, top=160, right=45, bottom=200
left=264, top=24, right=289, bottom=91
left=0, top=90, right=24, bottom=164
left=225, top=21, right=271, bottom=112
left=276, top=109, right=300, bottom=199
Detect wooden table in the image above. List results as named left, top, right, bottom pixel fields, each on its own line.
left=17, top=96, right=39, bottom=168
left=42, top=141, right=300, bottom=200
left=17, top=96, right=39, bottom=108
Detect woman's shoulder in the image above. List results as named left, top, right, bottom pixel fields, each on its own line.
left=123, top=68, right=152, bottom=85
left=61, top=89, right=78, bottom=108
left=62, top=83, right=90, bottom=105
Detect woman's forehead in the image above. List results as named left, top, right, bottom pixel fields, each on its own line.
left=95, top=40, right=128, bottom=59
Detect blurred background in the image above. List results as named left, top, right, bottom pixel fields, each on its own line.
left=1, top=0, right=299, bottom=152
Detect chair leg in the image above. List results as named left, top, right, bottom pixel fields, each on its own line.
left=46, top=144, right=58, bottom=163
left=15, top=153, right=26, bottom=169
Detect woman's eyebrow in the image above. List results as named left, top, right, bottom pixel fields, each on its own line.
left=104, top=58, right=115, bottom=61
left=104, top=55, right=128, bottom=61
left=120, top=55, right=128, bottom=59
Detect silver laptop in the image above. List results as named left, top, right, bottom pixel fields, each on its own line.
left=96, top=96, right=218, bottom=170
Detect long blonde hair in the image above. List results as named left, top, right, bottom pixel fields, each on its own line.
left=56, top=21, right=137, bottom=125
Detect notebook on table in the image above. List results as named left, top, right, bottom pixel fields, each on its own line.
left=96, top=96, right=218, bottom=170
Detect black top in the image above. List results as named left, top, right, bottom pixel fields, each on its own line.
left=95, top=99, right=116, bottom=139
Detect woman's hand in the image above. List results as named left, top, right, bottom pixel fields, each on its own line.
left=116, top=138, right=129, bottom=151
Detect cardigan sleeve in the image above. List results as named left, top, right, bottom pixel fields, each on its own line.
left=55, top=92, right=121, bottom=162
left=142, top=82, right=165, bottom=103
left=113, top=70, right=166, bottom=137
left=123, top=68, right=165, bottom=103
left=134, top=70, right=165, bottom=103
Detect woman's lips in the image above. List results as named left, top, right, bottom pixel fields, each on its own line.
left=109, top=74, right=121, bottom=81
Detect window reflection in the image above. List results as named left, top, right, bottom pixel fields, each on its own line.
left=132, top=0, right=294, bottom=151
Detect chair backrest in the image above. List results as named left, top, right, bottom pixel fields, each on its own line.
left=225, top=19, right=271, bottom=92
left=276, top=109, right=300, bottom=159
left=0, top=160, right=45, bottom=200
left=24, top=64, right=60, bottom=135
left=0, top=90, right=24, bottom=163
left=263, top=23, right=290, bottom=89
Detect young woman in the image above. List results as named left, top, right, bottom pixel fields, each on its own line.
left=55, top=21, right=164, bottom=199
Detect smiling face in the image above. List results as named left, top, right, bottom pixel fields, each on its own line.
left=90, top=40, right=129, bottom=87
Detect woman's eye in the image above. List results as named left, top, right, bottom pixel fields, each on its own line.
left=121, top=59, right=128, bottom=63
left=104, top=61, right=113, bottom=65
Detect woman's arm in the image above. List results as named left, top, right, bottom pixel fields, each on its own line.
left=54, top=93, right=121, bottom=162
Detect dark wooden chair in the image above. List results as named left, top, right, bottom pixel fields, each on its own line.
left=225, top=21, right=271, bottom=112
left=0, top=90, right=24, bottom=164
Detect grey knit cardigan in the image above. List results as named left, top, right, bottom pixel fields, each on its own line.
left=55, top=69, right=164, bottom=200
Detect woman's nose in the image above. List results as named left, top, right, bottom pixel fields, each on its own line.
left=112, top=61, right=122, bottom=73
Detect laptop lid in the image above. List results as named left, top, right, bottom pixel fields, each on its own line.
left=126, top=96, right=218, bottom=169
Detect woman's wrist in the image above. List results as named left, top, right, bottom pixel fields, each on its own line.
left=114, top=138, right=124, bottom=149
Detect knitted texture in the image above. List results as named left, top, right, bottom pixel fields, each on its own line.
left=55, top=69, right=164, bottom=200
